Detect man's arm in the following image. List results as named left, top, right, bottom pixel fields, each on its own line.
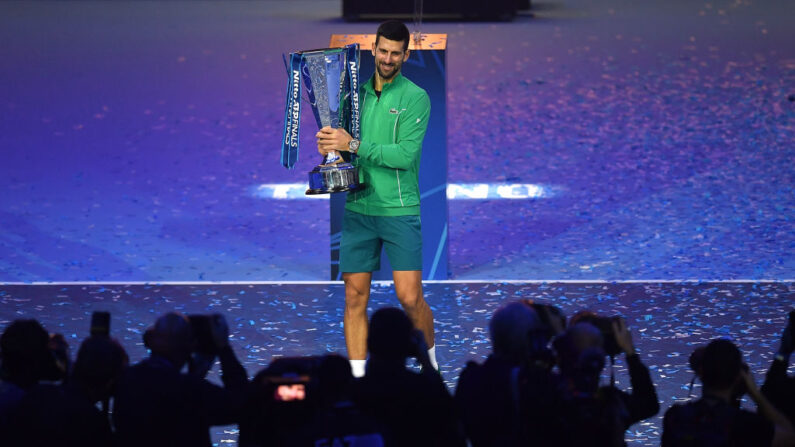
left=210, top=314, right=248, bottom=389
left=217, top=346, right=248, bottom=389
left=356, top=92, right=430, bottom=170
left=613, top=318, right=660, bottom=423
left=742, top=368, right=795, bottom=447
left=197, top=314, right=248, bottom=425
left=317, top=91, right=430, bottom=170
left=624, top=353, right=661, bottom=423
left=761, top=319, right=795, bottom=426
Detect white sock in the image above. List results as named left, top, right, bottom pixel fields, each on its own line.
left=427, top=345, right=439, bottom=370
left=350, top=359, right=366, bottom=378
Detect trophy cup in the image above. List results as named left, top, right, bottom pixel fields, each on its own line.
left=281, top=44, right=364, bottom=195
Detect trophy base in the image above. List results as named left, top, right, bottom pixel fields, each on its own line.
left=306, top=162, right=363, bottom=195
left=305, top=183, right=365, bottom=195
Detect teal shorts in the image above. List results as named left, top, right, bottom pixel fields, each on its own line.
left=340, top=210, right=422, bottom=272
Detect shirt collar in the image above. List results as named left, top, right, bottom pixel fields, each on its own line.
left=365, top=72, right=404, bottom=94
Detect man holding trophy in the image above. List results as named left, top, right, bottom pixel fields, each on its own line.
left=315, top=21, right=436, bottom=378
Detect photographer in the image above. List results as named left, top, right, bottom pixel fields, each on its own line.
left=113, top=312, right=248, bottom=447
left=353, top=307, right=464, bottom=447
left=761, top=311, right=795, bottom=426
left=240, top=356, right=323, bottom=446
left=299, top=354, right=387, bottom=446
left=455, top=301, right=558, bottom=447
left=6, top=335, right=127, bottom=447
left=551, top=318, right=659, bottom=447
left=662, top=338, right=795, bottom=447
left=0, top=319, right=69, bottom=431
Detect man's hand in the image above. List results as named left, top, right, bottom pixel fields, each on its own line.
left=741, top=365, right=795, bottom=443
left=48, top=333, right=71, bottom=375
left=612, top=317, right=636, bottom=356
left=210, top=313, right=230, bottom=350
left=189, top=353, right=215, bottom=378
left=740, top=366, right=760, bottom=396
left=316, top=126, right=353, bottom=155
left=779, top=320, right=794, bottom=357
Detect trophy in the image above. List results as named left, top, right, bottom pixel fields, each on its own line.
left=281, top=44, right=364, bottom=195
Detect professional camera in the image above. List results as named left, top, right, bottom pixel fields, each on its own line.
left=187, top=314, right=222, bottom=355
left=688, top=346, right=705, bottom=377
left=519, top=299, right=566, bottom=341
left=90, top=311, right=111, bottom=337
left=569, top=312, right=623, bottom=357
left=239, top=356, right=324, bottom=447
left=516, top=300, right=566, bottom=370
left=257, top=356, right=322, bottom=403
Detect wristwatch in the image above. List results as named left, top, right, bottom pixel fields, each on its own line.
left=348, top=138, right=360, bottom=154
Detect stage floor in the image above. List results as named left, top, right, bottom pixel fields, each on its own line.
left=1, top=280, right=792, bottom=445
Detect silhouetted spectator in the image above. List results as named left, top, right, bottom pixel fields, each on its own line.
left=299, top=354, right=386, bottom=446
left=0, top=319, right=68, bottom=431
left=7, top=335, right=127, bottom=447
left=113, top=312, right=248, bottom=447
left=456, top=301, right=556, bottom=446
left=240, top=356, right=322, bottom=447
left=551, top=319, right=659, bottom=447
left=761, top=311, right=795, bottom=426
left=663, top=338, right=795, bottom=447
left=353, top=307, right=464, bottom=447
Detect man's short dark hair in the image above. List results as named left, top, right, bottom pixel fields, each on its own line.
left=375, top=20, right=411, bottom=52
left=701, top=338, right=742, bottom=390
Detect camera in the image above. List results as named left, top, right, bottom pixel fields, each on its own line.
left=240, top=356, right=324, bottom=446
left=270, top=376, right=310, bottom=402
left=688, top=346, right=705, bottom=376
left=90, top=311, right=111, bottom=337
left=255, top=356, right=322, bottom=403
left=520, top=299, right=566, bottom=341
left=187, top=314, right=219, bottom=355
left=570, top=312, right=623, bottom=357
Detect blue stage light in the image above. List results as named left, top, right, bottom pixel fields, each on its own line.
left=251, top=183, right=558, bottom=200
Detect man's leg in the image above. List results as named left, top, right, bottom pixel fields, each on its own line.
left=393, top=270, right=435, bottom=349
left=343, top=271, right=373, bottom=361
left=339, top=210, right=380, bottom=377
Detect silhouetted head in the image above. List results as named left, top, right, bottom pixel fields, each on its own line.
left=316, top=354, right=353, bottom=405
left=71, top=335, right=128, bottom=402
left=367, top=307, right=414, bottom=360
left=701, top=339, right=742, bottom=391
left=0, top=319, right=62, bottom=388
left=554, top=322, right=606, bottom=391
left=489, top=301, right=542, bottom=364
left=143, top=313, right=195, bottom=369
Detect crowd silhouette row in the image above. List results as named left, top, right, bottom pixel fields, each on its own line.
left=1, top=300, right=793, bottom=446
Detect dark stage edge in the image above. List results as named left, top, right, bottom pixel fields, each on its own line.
left=2, top=281, right=793, bottom=446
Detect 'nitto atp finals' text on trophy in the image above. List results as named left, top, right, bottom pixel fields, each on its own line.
left=281, top=44, right=363, bottom=195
